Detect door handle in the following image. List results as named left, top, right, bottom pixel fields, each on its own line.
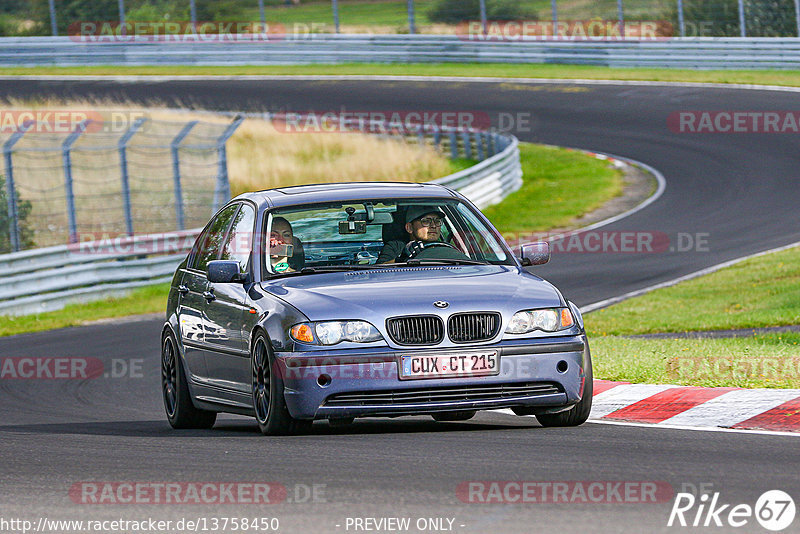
left=178, top=285, right=189, bottom=295
left=203, top=290, right=216, bottom=302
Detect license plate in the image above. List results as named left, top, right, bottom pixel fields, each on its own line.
left=399, top=351, right=500, bottom=380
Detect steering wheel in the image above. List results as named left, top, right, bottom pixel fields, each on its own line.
left=408, top=242, right=470, bottom=261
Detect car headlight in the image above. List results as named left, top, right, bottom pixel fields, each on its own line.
left=505, top=308, right=574, bottom=334
left=290, top=321, right=383, bottom=345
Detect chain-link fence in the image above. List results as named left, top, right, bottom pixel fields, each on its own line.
left=1, top=114, right=242, bottom=252
left=21, top=0, right=800, bottom=38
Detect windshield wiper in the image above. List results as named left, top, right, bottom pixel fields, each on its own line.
left=402, top=258, right=489, bottom=266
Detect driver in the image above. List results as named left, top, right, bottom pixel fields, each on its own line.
left=377, top=206, right=445, bottom=264
left=270, top=217, right=296, bottom=273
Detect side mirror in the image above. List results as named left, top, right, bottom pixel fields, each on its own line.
left=520, top=242, right=550, bottom=266
left=207, top=260, right=246, bottom=284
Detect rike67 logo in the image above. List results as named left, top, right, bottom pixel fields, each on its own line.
left=668, top=490, right=796, bottom=531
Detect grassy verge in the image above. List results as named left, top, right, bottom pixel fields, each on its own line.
left=0, top=142, right=621, bottom=336
left=586, top=245, right=800, bottom=388
left=586, top=246, right=800, bottom=336
left=482, top=144, right=623, bottom=235
left=591, top=333, right=800, bottom=390
left=0, top=283, right=169, bottom=337
left=7, top=64, right=800, bottom=88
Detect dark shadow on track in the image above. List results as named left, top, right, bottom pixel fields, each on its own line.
left=0, top=415, right=539, bottom=437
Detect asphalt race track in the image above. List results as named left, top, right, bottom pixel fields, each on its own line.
left=2, top=78, right=800, bottom=533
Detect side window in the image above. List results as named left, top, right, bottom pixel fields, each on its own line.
left=191, top=204, right=240, bottom=272
left=220, top=204, right=255, bottom=273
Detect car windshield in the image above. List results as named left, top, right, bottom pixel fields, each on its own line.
left=264, top=198, right=513, bottom=275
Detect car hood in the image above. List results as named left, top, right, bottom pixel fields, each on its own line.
left=260, top=265, right=563, bottom=322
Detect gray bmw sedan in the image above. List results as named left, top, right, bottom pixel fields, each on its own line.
left=161, top=182, right=591, bottom=435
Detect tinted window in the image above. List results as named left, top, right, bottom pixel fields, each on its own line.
left=220, top=204, right=255, bottom=273
left=191, top=204, right=240, bottom=272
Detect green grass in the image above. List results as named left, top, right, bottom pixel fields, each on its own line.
left=7, top=64, right=800, bottom=89
left=448, top=157, right=478, bottom=174
left=482, top=143, right=623, bottom=236
left=0, top=283, right=168, bottom=337
left=591, top=333, right=800, bottom=389
left=586, top=246, right=800, bottom=337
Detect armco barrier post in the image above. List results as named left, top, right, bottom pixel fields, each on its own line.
left=170, top=121, right=197, bottom=231
left=213, top=115, right=245, bottom=212
left=479, top=0, right=488, bottom=35
left=118, top=117, right=146, bottom=236
left=3, top=120, right=33, bottom=252
left=738, top=0, right=746, bottom=37
left=677, top=0, right=686, bottom=37
left=462, top=131, right=472, bottom=160
left=476, top=132, right=485, bottom=161
left=617, top=0, right=625, bottom=38
left=551, top=0, right=558, bottom=36
left=118, top=0, right=125, bottom=29
left=62, top=120, right=91, bottom=244
left=190, top=0, right=197, bottom=34
left=333, top=0, right=340, bottom=33
left=795, top=0, right=800, bottom=37
left=48, top=0, right=57, bottom=36
left=407, top=0, right=416, bottom=34
left=448, top=131, right=458, bottom=160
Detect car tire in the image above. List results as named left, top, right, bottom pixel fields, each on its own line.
left=432, top=410, right=477, bottom=422
left=161, top=330, right=217, bottom=430
left=534, top=355, right=593, bottom=428
left=251, top=332, right=311, bottom=436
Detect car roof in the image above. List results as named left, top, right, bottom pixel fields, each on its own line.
left=233, top=182, right=459, bottom=208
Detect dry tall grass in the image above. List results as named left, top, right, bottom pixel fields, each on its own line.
left=226, top=118, right=452, bottom=196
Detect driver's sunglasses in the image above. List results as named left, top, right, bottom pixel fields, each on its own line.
left=418, top=217, right=444, bottom=228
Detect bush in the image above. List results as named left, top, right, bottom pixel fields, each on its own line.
left=745, top=0, right=796, bottom=37
left=428, top=0, right=538, bottom=25
left=663, top=0, right=797, bottom=37
left=0, top=182, right=35, bottom=253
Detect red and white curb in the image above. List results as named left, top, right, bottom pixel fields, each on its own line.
left=589, top=380, right=800, bottom=434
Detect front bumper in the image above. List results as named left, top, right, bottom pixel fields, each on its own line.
left=275, top=335, right=589, bottom=420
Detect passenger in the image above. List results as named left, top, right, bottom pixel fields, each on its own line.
left=377, top=206, right=445, bottom=264
left=270, top=217, right=296, bottom=273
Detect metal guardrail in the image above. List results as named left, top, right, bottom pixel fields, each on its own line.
left=2, top=36, right=800, bottom=69
left=0, top=114, right=523, bottom=316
